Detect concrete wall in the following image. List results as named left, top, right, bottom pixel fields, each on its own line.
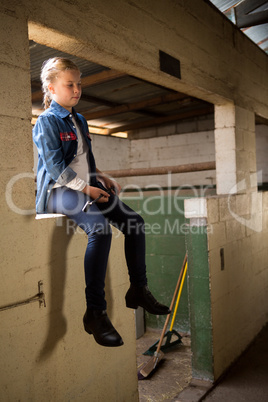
left=0, top=4, right=138, bottom=401
left=1, top=0, right=268, bottom=396
left=207, top=193, right=268, bottom=379
left=215, top=105, right=258, bottom=195
left=256, top=125, right=268, bottom=184
left=128, top=128, right=216, bottom=189
left=184, top=104, right=268, bottom=381
left=92, top=117, right=216, bottom=190
left=92, top=134, right=130, bottom=172
left=94, top=131, right=216, bottom=189
left=185, top=189, right=268, bottom=381
left=0, top=222, right=138, bottom=400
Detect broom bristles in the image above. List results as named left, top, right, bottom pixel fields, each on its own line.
left=138, top=350, right=165, bottom=379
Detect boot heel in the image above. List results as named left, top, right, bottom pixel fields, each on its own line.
left=125, top=300, right=138, bottom=309
left=83, top=323, right=92, bottom=334
left=83, top=314, right=93, bottom=334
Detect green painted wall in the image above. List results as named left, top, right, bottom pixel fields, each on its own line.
left=185, top=223, right=214, bottom=380
left=123, top=194, right=190, bottom=333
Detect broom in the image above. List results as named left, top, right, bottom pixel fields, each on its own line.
left=138, top=255, right=187, bottom=379
left=143, top=260, right=187, bottom=355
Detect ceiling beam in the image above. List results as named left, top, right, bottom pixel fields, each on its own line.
left=81, top=69, right=126, bottom=87
left=106, top=105, right=214, bottom=135
left=235, top=0, right=267, bottom=15
left=82, top=92, right=188, bottom=121
left=80, top=93, right=119, bottom=107
left=235, top=0, right=268, bottom=28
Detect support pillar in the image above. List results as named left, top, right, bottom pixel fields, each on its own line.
left=215, top=104, right=256, bottom=195
left=184, top=199, right=214, bottom=381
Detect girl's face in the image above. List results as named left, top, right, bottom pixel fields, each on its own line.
left=48, top=69, right=82, bottom=112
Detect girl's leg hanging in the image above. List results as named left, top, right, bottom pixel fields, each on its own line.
left=47, top=186, right=112, bottom=310
left=47, top=185, right=170, bottom=319
left=98, top=192, right=170, bottom=315
left=97, top=192, right=148, bottom=287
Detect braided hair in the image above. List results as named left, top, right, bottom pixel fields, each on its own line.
left=41, top=57, right=80, bottom=109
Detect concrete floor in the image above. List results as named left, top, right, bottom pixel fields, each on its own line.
left=202, top=323, right=268, bottom=402
left=136, top=329, right=192, bottom=401
left=137, top=323, right=268, bottom=402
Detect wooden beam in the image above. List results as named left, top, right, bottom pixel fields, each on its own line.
left=82, top=92, right=188, bottom=120
left=81, top=69, right=126, bottom=87
left=106, top=106, right=214, bottom=134
left=80, top=94, right=118, bottom=107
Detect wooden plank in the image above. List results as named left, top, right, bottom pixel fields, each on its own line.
left=81, top=69, right=126, bottom=87
left=82, top=92, right=188, bottom=120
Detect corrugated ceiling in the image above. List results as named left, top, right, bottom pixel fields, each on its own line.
left=208, top=0, right=268, bottom=54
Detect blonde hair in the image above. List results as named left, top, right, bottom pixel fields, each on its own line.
left=41, top=57, right=80, bottom=109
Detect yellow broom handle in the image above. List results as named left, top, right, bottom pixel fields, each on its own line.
left=154, top=255, right=187, bottom=357
left=169, top=261, right=188, bottom=331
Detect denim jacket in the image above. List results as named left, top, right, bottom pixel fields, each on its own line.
left=33, top=100, right=96, bottom=214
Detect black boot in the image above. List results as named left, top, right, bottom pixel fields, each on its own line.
left=83, top=309, right=123, bottom=347
left=125, top=285, right=171, bottom=315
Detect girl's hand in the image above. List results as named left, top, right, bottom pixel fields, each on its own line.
left=107, top=179, right=121, bottom=195
left=96, top=168, right=121, bottom=195
left=82, top=185, right=110, bottom=202
left=101, top=175, right=121, bottom=195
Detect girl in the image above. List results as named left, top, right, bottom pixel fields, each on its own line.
left=33, top=57, right=170, bottom=347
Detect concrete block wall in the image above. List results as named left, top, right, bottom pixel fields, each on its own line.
left=215, top=104, right=257, bottom=195
left=91, top=134, right=130, bottom=172
left=207, top=193, right=268, bottom=379
left=0, top=5, right=138, bottom=402
left=126, top=128, right=216, bottom=189
left=1, top=223, right=138, bottom=401
left=185, top=193, right=268, bottom=380
left=128, top=115, right=215, bottom=140
left=256, top=125, right=268, bottom=184
left=210, top=104, right=267, bottom=380
left=90, top=121, right=216, bottom=192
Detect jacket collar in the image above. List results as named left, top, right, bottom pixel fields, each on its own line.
left=50, top=100, right=78, bottom=119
